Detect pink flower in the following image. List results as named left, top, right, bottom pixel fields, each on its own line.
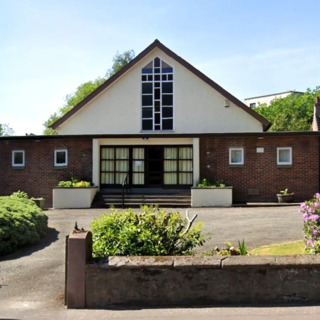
left=310, top=214, right=320, bottom=221
left=314, top=202, right=320, bottom=208
left=300, top=203, right=307, bottom=210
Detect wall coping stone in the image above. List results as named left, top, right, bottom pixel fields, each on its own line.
left=53, top=186, right=98, bottom=189
left=191, top=186, right=233, bottom=189
left=103, top=256, right=174, bottom=268
left=274, top=254, right=320, bottom=267
left=173, top=256, right=223, bottom=268
left=222, top=254, right=320, bottom=269
left=89, top=255, right=320, bottom=271
left=88, top=256, right=225, bottom=269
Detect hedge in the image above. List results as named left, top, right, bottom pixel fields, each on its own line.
left=0, top=197, right=48, bottom=255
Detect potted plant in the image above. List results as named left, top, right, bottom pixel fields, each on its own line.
left=31, top=197, right=46, bottom=209
left=277, top=188, right=294, bottom=203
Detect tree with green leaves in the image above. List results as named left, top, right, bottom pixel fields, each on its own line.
left=254, top=87, right=320, bottom=132
left=0, top=123, right=14, bottom=136
left=105, top=49, right=135, bottom=78
left=43, top=50, right=135, bottom=135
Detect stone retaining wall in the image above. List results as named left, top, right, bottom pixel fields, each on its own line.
left=66, top=231, right=320, bottom=309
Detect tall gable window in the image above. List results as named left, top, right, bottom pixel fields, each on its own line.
left=141, top=57, right=173, bottom=131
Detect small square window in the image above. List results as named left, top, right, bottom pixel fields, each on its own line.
left=12, top=150, right=25, bottom=167
left=55, top=149, right=68, bottom=166
left=229, top=148, right=244, bottom=165
left=277, top=147, right=292, bottom=165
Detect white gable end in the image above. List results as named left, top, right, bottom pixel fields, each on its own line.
left=57, top=47, right=264, bottom=135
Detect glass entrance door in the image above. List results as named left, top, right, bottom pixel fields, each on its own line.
left=146, top=146, right=163, bottom=186
left=100, top=145, right=193, bottom=188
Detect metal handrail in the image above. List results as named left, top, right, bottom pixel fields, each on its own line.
left=122, top=173, right=129, bottom=208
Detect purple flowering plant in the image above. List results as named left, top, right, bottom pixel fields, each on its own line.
left=301, top=193, right=320, bottom=253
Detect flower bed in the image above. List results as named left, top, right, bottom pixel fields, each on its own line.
left=53, top=187, right=98, bottom=209
left=300, top=193, right=320, bottom=253
left=53, top=179, right=97, bottom=209
left=191, top=187, right=233, bottom=207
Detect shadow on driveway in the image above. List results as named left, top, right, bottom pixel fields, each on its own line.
left=0, top=227, right=59, bottom=262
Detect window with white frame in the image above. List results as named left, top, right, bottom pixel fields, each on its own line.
left=141, top=57, right=174, bottom=131
left=54, top=149, right=68, bottom=166
left=229, top=148, right=244, bottom=165
left=277, top=147, right=292, bottom=165
left=12, top=150, right=25, bottom=167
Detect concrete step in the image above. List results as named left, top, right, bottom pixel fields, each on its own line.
left=92, top=192, right=191, bottom=208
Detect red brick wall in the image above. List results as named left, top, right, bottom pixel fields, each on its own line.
left=0, top=138, right=92, bottom=206
left=1, top=135, right=319, bottom=206
left=200, top=135, right=319, bottom=203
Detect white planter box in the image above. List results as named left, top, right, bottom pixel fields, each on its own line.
left=53, top=187, right=98, bottom=209
left=191, top=187, right=233, bottom=207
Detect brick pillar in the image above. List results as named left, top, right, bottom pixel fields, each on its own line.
left=66, top=230, right=92, bottom=308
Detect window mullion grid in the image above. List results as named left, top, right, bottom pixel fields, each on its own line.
left=176, top=147, right=179, bottom=185
left=152, top=59, right=156, bottom=131
left=158, top=62, right=162, bottom=131
left=142, top=58, right=173, bottom=131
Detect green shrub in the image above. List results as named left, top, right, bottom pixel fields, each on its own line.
left=58, top=180, right=73, bottom=188
left=10, top=190, right=29, bottom=199
left=90, top=206, right=206, bottom=257
left=0, top=197, right=48, bottom=255
left=197, top=178, right=226, bottom=188
left=58, top=178, right=91, bottom=188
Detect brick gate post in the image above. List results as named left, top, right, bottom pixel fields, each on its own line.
left=66, top=230, right=92, bottom=308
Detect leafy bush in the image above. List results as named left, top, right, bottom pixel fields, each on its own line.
left=90, top=206, right=206, bottom=257
left=0, top=197, right=48, bottom=255
left=58, top=180, right=73, bottom=188
left=58, top=178, right=91, bottom=188
left=301, top=193, right=320, bottom=253
left=10, top=190, right=29, bottom=199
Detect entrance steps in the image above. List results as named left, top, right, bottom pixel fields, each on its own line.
left=91, top=190, right=191, bottom=208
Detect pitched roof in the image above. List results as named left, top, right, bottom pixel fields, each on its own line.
left=51, top=39, right=271, bottom=131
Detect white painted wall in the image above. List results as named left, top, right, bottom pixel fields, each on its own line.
left=53, top=187, right=98, bottom=209
left=191, top=187, right=233, bottom=207
left=57, top=48, right=263, bottom=135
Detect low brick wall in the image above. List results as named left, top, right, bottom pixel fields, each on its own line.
left=66, top=231, right=320, bottom=308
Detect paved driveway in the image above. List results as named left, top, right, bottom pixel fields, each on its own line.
left=0, top=205, right=305, bottom=319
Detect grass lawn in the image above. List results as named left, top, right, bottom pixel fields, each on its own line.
left=250, top=240, right=306, bottom=255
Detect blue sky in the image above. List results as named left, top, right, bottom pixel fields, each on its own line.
left=1, top=0, right=319, bottom=135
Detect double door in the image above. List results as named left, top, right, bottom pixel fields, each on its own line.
left=100, top=145, right=193, bottom=187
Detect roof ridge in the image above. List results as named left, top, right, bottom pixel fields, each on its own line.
left=51, top=40, right=271, bottom=131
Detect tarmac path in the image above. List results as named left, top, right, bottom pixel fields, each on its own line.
left=1, top=205, right=318, bottom=320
